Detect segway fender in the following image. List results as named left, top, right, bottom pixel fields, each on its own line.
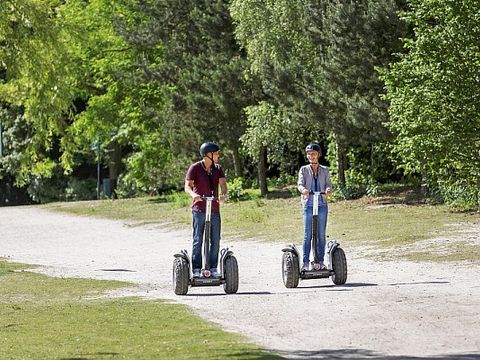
left=282, top=243, right=300, bottom=258
left=326, top=240, right=340, bottom=270
left=174, top=249, right=189, bottom=261
left=219, top=248, right=233, bottom=276
left=174, top=249, right=192, bottom=279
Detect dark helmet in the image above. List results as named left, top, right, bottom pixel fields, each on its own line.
left=305, top=143, right=321, bottom=154
left=199, top=142, right=220, bottom=157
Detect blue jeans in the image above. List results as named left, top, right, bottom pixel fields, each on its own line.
left=192, top=211, right=221, bottom=270
left=302, top=204, right=328, bottom=265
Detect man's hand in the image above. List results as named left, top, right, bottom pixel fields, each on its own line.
left=219, top=194, right=228, bottom=204
left=192, top=193, right=202, bottom=203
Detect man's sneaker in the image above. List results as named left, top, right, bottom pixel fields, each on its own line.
left=193, top=269, right=201, bottom=278
left=210, top=268, right=220, bottom=278
left=319, top=262, right=327, bottom=270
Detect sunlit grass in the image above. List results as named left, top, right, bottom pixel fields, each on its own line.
left=0, top=261, right=280, bottom=359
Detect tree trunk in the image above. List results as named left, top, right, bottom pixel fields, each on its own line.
left=336, top=138, right=347, bottom=188
left=258, top=146, right=268, bottom=196
left=107, top=141, right=121, bottom=198
left=232, top=146, right=243, bottom=178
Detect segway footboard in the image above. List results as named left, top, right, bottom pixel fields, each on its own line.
left=301, top=268, right=332, bottom=280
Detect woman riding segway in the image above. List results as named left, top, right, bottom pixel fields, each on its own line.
left=298, top=143, right=332, bottom=271
left=281, top=142, right=347, bottom=287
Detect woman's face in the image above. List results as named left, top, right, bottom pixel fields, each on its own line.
left=306, top=150, right=319, bottom=163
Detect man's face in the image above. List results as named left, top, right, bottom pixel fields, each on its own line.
left=306, top=150, right=319, bottom=163
left=212, top=151, right=220, bottom=163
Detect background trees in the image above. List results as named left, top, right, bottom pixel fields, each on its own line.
left=383, top=0, right=480, bottom=208
left=1, top=0, right=478, bottom=209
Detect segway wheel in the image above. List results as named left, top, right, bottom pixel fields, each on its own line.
left=173, top=257, right=189, bottom=295
left=331, top=247, right=347, bottom=285
left=223, top=255, right=239, bottom=294
left=282, top=251, right=299, bottom=288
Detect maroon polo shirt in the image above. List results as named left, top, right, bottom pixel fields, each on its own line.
left=185, top=161, right=225, bottom=213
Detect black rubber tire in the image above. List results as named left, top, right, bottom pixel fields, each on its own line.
left=282, top=251, right=299, bottom=288
left=173, top=257, right=189, bottom=295
left=331, top=247, right=347, bottom=285
left=223, top=255, right=239, bottom=294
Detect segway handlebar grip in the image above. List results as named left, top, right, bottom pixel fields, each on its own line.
left=201, top=196, right=218, bottom=201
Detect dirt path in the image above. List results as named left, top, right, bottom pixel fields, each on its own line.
left=1, top=206, right=480, bottom=359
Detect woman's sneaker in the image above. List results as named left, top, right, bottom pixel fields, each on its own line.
left=302, top=262, right=310, bottom=271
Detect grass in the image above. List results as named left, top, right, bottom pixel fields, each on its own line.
left=0, top=261, right=280, bottom=359
left=45, top=186, right=480, bottom=263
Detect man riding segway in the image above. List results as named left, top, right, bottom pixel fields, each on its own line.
left=172, top=142, right=239, bottom=295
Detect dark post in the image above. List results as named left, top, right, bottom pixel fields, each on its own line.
left=0, top=117, right=3, bottom=157
left=94, top=141, right=100, bottom=200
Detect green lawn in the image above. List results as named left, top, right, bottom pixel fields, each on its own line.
left=0, top=261, right=280, bottom=359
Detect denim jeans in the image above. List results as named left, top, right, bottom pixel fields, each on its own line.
left=192, top=211, right=221, bottom=270
left=302, top=204, right=328, bottom=265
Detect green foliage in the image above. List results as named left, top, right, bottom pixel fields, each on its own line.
left=164, top=191, right=191, bottom=208
left=27, top=172, right=68, bottom=204
left=382, top=0, right=480, bottom=210
left=330, top=169, right=379, bottom=200
left=64, top=178, right=97, bottom=201
left=227, top=177, right=247, bottom=202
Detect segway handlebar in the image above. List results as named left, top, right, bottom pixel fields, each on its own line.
left=201, top=195, right=218, bottom=201
left=308, top=191, right=326, bottom=195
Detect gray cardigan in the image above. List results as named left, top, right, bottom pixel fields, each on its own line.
left=297, top=165, right=332, bottom=195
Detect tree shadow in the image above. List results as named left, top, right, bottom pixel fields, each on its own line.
left=98, top=268, right=136, bottom=272
left=185, top=291, right=272, bottom=297
left=61, top=353, right=120, bottom=360
left=274, top=348, right=480, bottom=360
left=387, top=281, right=449, bottom=286
left=297, top=282, right=378, bottom=290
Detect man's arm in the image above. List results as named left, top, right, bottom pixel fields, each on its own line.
left=185, top=179, right=201, bottom=203
left=219, top=177, right=228, bottom=202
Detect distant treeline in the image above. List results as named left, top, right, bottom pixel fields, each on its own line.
left=0, top=0, right=478, bottom=209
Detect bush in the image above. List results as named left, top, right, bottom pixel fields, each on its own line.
left=165, top=191, right=191, bottom=208
left=332, top=169, right=379, bottom=200
left=27, top=173, right=68, bottom=203
left=268, top=173, right=297, bottom=188
left=64, top=178, right=97, bottom=201
left=227, top=177, right=247, bottom=201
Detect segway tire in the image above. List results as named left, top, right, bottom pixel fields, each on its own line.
left=331, top=247, right=347, bottom=285
left=282, top=251, right=299, bottom=288
left=173, top=257, right=189, bottom=295
left=223, top=255, right=239, bottom=294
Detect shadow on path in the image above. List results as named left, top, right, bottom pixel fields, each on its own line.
left=275, top=348, right=480, bottom=360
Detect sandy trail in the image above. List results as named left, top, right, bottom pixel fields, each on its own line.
left=1, top=205, right=480, bottom=359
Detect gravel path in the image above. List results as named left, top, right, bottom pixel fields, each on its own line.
left=1, top=206, right=480, bottom=359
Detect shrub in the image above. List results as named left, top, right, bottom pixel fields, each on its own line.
left=65, top=178, right=97, bottom=201
left=227, top=177, right=247, bottom=201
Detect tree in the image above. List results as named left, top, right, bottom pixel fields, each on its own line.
left=231, top=0, right=406, bottom=190
left=118, top=0, right=258, bottom=180
left=0, top=0, right=79, bottom=184
left=383, top=0, right=480, bottom=208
